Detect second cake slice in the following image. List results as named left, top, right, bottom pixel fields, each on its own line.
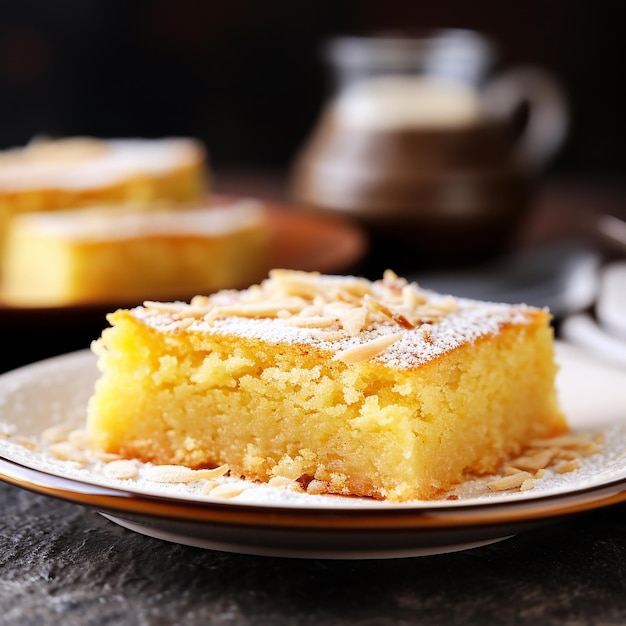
left=1, top=199, right=268, bottom=306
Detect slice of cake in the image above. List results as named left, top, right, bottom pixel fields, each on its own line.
left=0, top=136, right=208, bottom=271
left=1, top=199, right=269, bottom=306
left=0, top=136, right=208, bottom=210
left=86, top=269, right=567, bottom=502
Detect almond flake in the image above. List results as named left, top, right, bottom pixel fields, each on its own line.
left=336, top=332, right=404, bottom=364
left=487, top=471, right=534, bottom=491
left=103, top=459, right=140, bottom=480
left=208, top=483, right=246, bottom=499
left=145, top=464, right=229, bottom=483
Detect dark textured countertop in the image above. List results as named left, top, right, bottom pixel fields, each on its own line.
left=2, top=480, right=626, bottom=626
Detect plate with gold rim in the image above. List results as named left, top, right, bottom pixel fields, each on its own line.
left=1, top=341, right=626, bottom=559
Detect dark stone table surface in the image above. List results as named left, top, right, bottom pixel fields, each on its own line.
left=2, top=479, right=626, bottom=626
left=2, top=177, right=626, bottom=625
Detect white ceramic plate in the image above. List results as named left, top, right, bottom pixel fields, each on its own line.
left=1, top=342, right=626, bottom=559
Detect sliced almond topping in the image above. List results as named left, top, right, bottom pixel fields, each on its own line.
left=104, top=459, right=140, bottom=480
left=208, top=483, right=246, bottom=499
left=285, top=315, right=338, bottom=328
left=365, top=295, right=415, bottom=329
left=68, top=429, right=90, bottom=448
left=176, top=317, right=196, bottom=331
left=487, top=471, right=534, bottom=491
left=212, top=301, right=304, bottom=318
left=144, top=301, right=209, bottom=317
left=268, top=268, right=320, bottom=282
left=48, top=442, right=87, bottom=464
left=145, top=464, right=229, bottom=484
left=298, top=304, right=324, bottom=317
left=200, top=480, right=220, bottom=494
left=142, top=270, right=459, bottom=341
left=476, top=429, right=604, bottom=495
left=336, top=332, right=404, bottom=364
left=509, top=448, right=554, bottom=472
left=503, top=466, right=525, bottom=476
left=381, top=269, right=406, bottom=292
left=402, top=285, right=427, bottom=308
left=335, top=306, right=368, bottom=335
left=42, top=426, right=71, bottom=444
left=189, top=295, right=211, bottom=307
left=554, top=459, right=582, bottom=474
left=529, top=434, right=595, bottom=449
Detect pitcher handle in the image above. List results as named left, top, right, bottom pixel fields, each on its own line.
left=483, top=66, right=569, bottom=171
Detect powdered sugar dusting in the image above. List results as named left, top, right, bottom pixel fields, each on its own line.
left=0, top=137, right=204, bottom=191
left=132, top=270, right=541, bottom=369
left=10, top=198, right=264, bottom=241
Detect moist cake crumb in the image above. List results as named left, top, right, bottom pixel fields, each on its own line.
left=84, top=269, right=569, bottom=501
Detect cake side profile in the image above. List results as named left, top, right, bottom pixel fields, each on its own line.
left=0, top=136, right=208, bottom=209
left=1, top=199, right=269, bottom=306
left=0, top=137, right=209, bottom=272
left=86, top=269, right=567, bottom=502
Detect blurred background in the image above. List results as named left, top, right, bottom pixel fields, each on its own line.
left=0, top=0, right=624, bottom=183
left=1, top=0, right=626, bottom=370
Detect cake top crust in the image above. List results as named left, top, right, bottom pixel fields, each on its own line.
left=8, top=199, right=263, bottom=241
left=130, top=269, right=545, bottom=369
left=0, top=137, right=205, bottom=192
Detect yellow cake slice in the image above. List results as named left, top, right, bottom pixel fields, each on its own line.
left=0, top=136, right=208, bottom=271
left=86, top=269, right=567, bottom=502
left=1, top=199, right=269, bottom=306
